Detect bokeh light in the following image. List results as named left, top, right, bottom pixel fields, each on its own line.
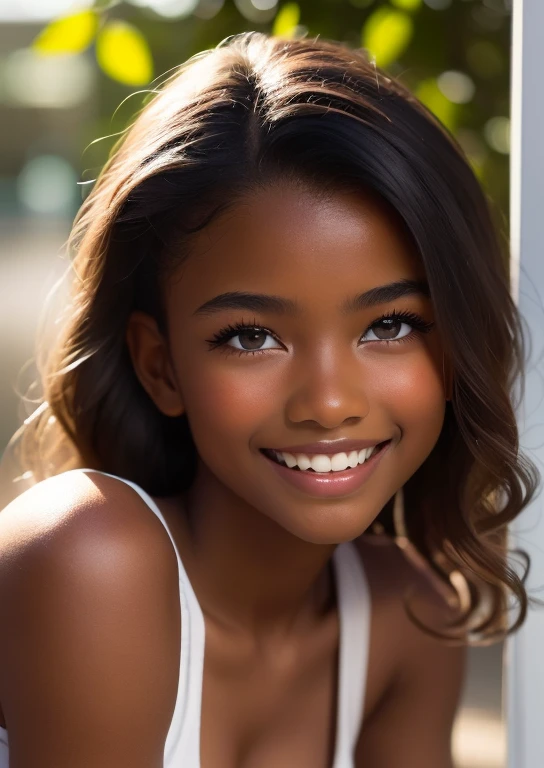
left=234, top=0, right=277, bottom=23
left=0, top=0, right=93, bottom=22
left=126, top=0, right=200, bottom=18
left=251, top=0, right=278, bottom=11
left=16, top=155, right=77, bottom=215
left=3, top=48, right=94, bottom=108
left=484, top=116, right=510, bottom=154
left=437, top=70, right=476, bottom=104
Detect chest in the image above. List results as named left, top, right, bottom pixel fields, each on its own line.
left=155, top=505, right=387, bottom=768
left=196, top=604, right=389, bottom=768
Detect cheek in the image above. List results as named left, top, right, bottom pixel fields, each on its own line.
left=369, top=348, right=445, bottom=459
left=177, top=340, right=446, bottom=484
left=179, top=358, right=277, bottom=451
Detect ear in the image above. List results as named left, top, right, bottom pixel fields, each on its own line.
left=125, top=311, right=184, bottom=417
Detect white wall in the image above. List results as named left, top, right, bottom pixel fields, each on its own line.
left=507, top=0, right=544, bottom=765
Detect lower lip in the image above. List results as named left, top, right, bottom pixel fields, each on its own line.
left=261, top=442, right=392, bottom=498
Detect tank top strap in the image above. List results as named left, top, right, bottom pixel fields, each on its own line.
left=77, top=468, right=205, bottom=766
left=76, top=469, right=370, bottom=767
left=332, top=540, right=371, bottom=763
left=79, top=468, right=183, bottom=566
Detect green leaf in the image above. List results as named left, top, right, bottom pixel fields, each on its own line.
left=273, top=3, right=301, bottom=38
left=390, top=0, right=422, bottom=11
left=362, top=8, right=413, bottom=68
left=415, top=78, right=459, bottom=132
left=96, top=21, right=153, bottom=86
left=32, top=10, right=98, bottom=55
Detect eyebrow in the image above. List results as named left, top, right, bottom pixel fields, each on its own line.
left=193, top=279, right=430, bottom=317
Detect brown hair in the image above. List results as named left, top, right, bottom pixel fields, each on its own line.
left=4, top=32, right=539, bottom=642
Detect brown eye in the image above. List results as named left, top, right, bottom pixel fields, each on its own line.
left=362, top=318, right=412, bottom=342
left=236, top=330, right=268, bottom=350
left=227, top=328, right=282, bottom=352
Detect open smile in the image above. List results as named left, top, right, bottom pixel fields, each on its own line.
left=260, top=440, right=392, bottom=498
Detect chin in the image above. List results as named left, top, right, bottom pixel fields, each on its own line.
left=272, top=506, right=378, bottom=546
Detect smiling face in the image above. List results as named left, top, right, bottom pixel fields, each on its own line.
left=127, top=179, right=447, bottom=544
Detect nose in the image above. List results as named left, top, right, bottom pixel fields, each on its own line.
left=284, top=344, right=370, bottom=429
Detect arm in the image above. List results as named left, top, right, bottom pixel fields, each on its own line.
left=0, top=471, right=182, bottom=768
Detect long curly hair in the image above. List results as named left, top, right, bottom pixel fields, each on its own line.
left=3, top=32, right=539, bottom=642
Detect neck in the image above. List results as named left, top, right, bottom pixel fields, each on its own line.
left=162, top=461, right=338, bottom=639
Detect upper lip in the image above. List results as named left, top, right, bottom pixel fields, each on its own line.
left=264, top=438, right=390, bottom=456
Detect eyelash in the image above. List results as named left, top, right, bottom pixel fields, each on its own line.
left=205, top=310, right=435, bottom=356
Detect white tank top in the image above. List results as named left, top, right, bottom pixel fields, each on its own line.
left=0, top=468, right=371, bottom=767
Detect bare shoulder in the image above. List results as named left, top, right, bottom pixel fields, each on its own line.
left=0, top=469, right=169, bottom=551
left=353, top=533, right=467, bottom=677
left=352, top=535, right=467, bottom=768
left=0, top=469, right=182, bottom=768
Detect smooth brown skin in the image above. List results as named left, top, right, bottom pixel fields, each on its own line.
left=0, top=182, right=465, bottom=767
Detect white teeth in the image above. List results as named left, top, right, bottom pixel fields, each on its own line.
left=296, top=454, right=312, bottom=471
left=272, top=445, right=381, bottom=473
left=310, top=455, right=332, bottom=473
left=347, top=450, right=359, bottom=468
left=283, top=452, right=297, bottom=468
left=331, top=452, right=349, bottom=471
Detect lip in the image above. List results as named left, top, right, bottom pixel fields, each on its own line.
left=265, top=438, right=390, bottom=456
left=261, top=439, right=392, bottom=499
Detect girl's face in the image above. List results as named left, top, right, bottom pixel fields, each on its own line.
left=132, top=180, right=447, bottom=544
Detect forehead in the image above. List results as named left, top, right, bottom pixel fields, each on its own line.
left=166, top=181, right=424, bottom=312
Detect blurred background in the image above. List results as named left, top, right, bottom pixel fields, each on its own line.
left=0, top=0, right=512, bottom=765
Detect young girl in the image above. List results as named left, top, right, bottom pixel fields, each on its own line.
left=0, top=32, right=537, bottom=768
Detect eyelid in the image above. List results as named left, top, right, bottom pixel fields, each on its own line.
left=205, top=320, right=285, bottom=349
left=206, top=310, right=434, bottom=352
